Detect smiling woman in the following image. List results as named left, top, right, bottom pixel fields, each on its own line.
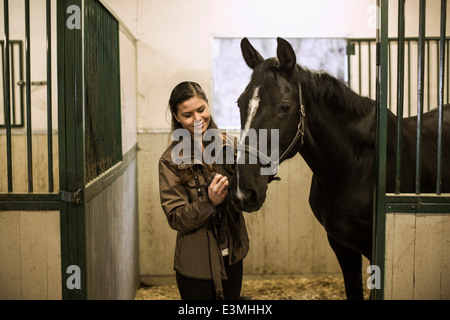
left=158, top=81, right=250, bottom=300
left=172, top=96, right=210, bottom=135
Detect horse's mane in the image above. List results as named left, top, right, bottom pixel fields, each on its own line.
left=252, top=58, right=375, bottom=118
left=298, top=65, right=375, bottom=118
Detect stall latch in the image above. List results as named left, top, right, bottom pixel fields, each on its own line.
left=60, top=189, right=83, bottom=205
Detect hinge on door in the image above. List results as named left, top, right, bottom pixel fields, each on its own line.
left=60, top=189, right=83, bottom=204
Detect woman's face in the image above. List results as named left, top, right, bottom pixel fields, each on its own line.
left=173, top=96, right=211, bottom=135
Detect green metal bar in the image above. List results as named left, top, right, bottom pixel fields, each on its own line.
left=437, top=39, right=440, bottom=108
left=386, top=194, right=450, bottom=213
left=388, top=40, right=391, bottom=109
left=47, top=0, right=54, bottom=193
left=395, top=0, right=405, bottom=194
left=436, top=0, right=447, bottom=195
left=103, top=6, right=108, bottom=172
left=447, top=40, right=450, bottom=103
left=408, top=40, right=411, bottom=117
left=368, top=41, right=372, bottom=98
left=56, top=0, right=68, bottom=300
left=25, top=0, right=33, bottom=192
left=10, top=44, right=15, bottom=125
left=57, top=0, right=86, bottom=300
left=18, top=41, right=24, bottom=127
left=373, top=0, right=388, bottom=300
left=75, top=0, right=86, bottom=300
left=3, top=0, right=13, bottom=192
left=358, top=41, right=362, bottom=95
left=415, top=0, right=426, bottom=195
left=1, top=42, right=4, bottom=127
left=0, top=193, right=60, bottom=210
left=426, top=39, right=430, bottom=111
left=347, top=41, right=352, bottom=87
left=349, top=36, right=444, bottom=42
left=113, top=15, right=122, bottom=166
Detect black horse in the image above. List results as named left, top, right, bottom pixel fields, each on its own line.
left=230, top=37, right=450, bottom=299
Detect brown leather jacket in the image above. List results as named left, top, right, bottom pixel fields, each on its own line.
left=158, top=135, right=249, bottom=298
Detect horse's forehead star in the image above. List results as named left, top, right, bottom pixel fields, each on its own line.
left=248, top=87, right=260, bottom=119
left=236, top=85, right=261, bottom=201
left=241, top=86, right=260, bottom=138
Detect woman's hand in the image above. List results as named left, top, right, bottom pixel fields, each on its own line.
left=208, top=174, right=229, bottom=207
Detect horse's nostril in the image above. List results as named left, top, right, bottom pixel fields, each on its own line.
left=231, top=187, right=258, bottom=211
left=248, top=189, right=257, bottom=202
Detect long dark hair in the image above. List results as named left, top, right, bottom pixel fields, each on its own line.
left=168, top=81, right=220, bottom=183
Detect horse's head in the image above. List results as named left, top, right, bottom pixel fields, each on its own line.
left=230, top=37, right=305, bottom=212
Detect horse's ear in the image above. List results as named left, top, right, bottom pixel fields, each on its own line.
left=241, top=37, right=264, bottom=70
left=276, top=37, right=296, bottom=71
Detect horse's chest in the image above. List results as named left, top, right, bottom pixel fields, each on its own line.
left=309, top=175, right=372, bottom=236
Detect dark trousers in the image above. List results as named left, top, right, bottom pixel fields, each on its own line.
left=175, top=257, right=243, bottom=300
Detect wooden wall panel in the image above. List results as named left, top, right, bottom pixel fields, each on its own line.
left=414, top=214, right=443, bottom=299
left=442, top=215, right=450, bottom=299
left=0, top=133, right=59, bottom=193
left=385, top=212, right=450, bottom=300
left=0, top=211, right=61, bottom=300
left=12, top=135, right=27, bottom=192
left=0, top=211, right=21, bottom=299
left=0, top=135, right=7, bottom=192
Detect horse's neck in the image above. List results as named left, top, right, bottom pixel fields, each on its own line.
left=298, top=81, right=376, bottom=187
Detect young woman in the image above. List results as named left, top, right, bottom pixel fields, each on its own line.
left=158, top=81, right=249, bottom=300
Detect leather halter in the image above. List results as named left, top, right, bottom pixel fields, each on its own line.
left=278, top=85, right=306, bottom=163
left=238, top=84, right=306, bottom=178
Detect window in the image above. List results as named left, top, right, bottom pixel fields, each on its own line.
left=212, top=37, right=348, bottom=129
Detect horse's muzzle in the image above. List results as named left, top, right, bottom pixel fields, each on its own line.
left=230, top=176, right=266, bottom=212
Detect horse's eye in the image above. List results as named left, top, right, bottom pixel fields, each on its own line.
left=280, top=104, right=291, bottom=113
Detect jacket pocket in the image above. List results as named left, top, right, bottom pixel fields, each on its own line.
left=177, top=228, right=212, bottom=279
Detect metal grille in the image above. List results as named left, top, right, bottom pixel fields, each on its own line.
left=373, top=0, right=449, bottom=300
left=84, top=0, right=122, bottom=182
left=348, top=37, right=450, bottom=117
left=1, top=0, right=54, bottom=193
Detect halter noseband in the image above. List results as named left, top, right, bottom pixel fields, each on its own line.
left=239, top=84, right=306, bottom=179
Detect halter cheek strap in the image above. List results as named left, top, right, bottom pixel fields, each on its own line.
left=274, top=84, right=306, bottom=168
left=265, top=85, right=305, bottom=181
